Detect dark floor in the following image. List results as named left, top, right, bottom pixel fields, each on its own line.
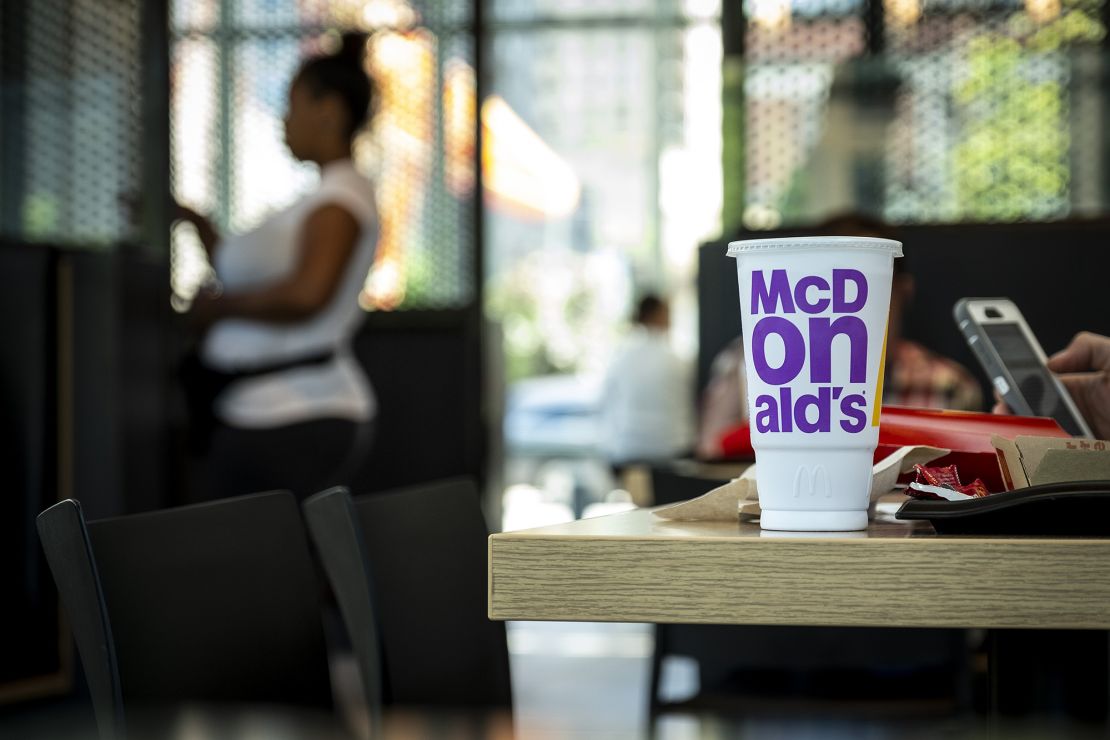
left=4, top=621, right=1109, bottom=739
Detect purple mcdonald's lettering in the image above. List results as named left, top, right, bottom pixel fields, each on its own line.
left=751, top=316, right=805, bottom=385
left=832, top=269, right=867, bottom=312
left=794, top=387, right=831, bottom=433
left=752, top=269, right=868, bottom=315
left=745, top=266, right=876, bottom=434
left=795, top=275, right=830, bottom=313
left=808, top=316, right=868, bottom=384
left=839, top=394, right=867, bottom=432
left=754, top=387, right=850, bottom=434
left=750, top=270, right=795, bottom=315
left=753, top=395, right=777, bottom=433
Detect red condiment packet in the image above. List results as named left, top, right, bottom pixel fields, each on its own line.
left=906, top=463, right=992, bottom=500
left=914, top=464, right=962, bottom=489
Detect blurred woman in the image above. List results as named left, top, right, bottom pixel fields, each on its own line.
left=177, top=33, right=378, bottom=500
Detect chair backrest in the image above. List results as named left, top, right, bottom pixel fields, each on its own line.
left=36, top=499, right=124, bottom=740
left=300, top=485, right=384, bottom=735
left=304, top=478, right=512, bottom=710
left=38, top=492, right=333, bottom=739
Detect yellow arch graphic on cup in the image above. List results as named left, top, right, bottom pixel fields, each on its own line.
left=872, top=326, right=888, bottom=427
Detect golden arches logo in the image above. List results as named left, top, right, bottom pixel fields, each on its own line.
left=791, top=465, right=831, bottom=499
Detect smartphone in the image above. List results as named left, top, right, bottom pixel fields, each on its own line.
left=954, top=298, right=1093, bottom=438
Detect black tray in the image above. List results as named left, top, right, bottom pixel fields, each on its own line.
left=895, top=480, right=1110, bottom=536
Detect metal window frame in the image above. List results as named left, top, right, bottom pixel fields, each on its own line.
left=172, top=2, right=484, bottom=310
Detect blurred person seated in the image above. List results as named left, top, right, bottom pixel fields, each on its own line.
left=601, top=294, right=694, bottom=470
left=177, top=33, right=378, bottom=501
left=698, top=214, right=982, bottom=458
left=995, top=330, right=1110, bottom=439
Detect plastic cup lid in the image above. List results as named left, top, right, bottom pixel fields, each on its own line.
left=726, top=235, right=903, bottom=258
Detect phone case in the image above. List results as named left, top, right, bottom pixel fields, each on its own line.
left=953, top=298, right=1035, bottom=417
left=953, top=298, right=1092, bottom=437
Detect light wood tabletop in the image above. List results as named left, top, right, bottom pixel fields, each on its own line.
left=488, top=499, right=1110, bottom=629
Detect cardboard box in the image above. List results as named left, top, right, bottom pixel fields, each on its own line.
left=991, top=435, right=1110, bottom=489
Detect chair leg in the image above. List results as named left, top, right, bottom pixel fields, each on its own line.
left=648, top=623, right=669, bottom=717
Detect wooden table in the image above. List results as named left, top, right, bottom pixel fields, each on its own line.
left=488, top=502, right=1110, bottom=629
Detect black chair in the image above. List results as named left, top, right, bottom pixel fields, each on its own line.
left=36, top=492, right=334, bottom=740
left=648, top=466, right=731, bottom=507
left=303, top=477, right=512, bottom=711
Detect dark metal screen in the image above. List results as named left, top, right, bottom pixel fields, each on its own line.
left=170, top=0, right=477, bottom=310
left=0, top=0, right=144, bottom=247
left=741, top=0, right=1108, bottom=227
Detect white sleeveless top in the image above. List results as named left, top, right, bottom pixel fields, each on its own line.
left=201, top=159, right=379, bottom=429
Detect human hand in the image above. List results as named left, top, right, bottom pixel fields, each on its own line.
left=171, top=201, right=221, bottom=259
left=173, top=201, right=204, bottom=225
left=991, top=391, right=1009, bottom=416
left=1046, top=331, right=1110, bottom=440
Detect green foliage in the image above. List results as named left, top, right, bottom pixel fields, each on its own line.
left=485, top=249, right=628, bottom=382
left=952, top=7, right=1103, bottom=221
left=23, top=193, right=60, bottom=240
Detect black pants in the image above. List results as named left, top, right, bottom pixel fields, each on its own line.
left=197, top=417, right=374, bottom=503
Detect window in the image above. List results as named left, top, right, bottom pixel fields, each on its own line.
left=740, top=0, right=1107, bottom=227
left=484, top=0, right=724, bottom=379
left=0, top=0, right=144, bottom=247
left=170, top=0, right=477, bottom=310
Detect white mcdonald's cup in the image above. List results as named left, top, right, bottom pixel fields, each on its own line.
left=727, top=236, right=903, bottom=531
